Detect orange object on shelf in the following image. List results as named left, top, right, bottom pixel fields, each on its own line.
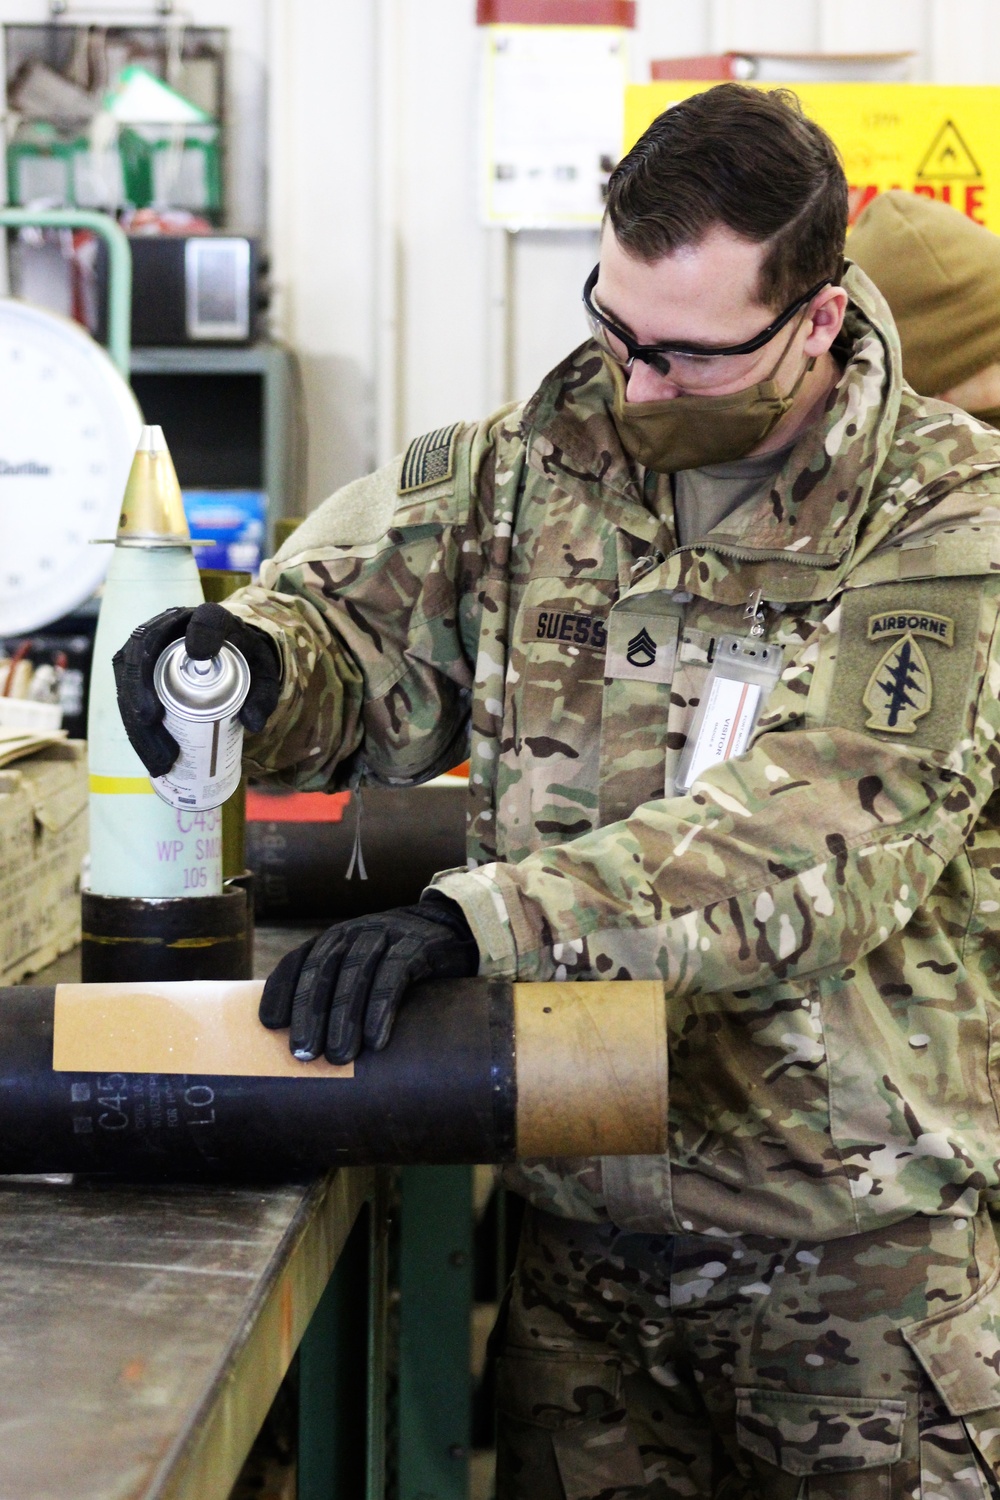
left=245, top=789, right=350, bottom=824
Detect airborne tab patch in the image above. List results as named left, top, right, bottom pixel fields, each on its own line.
left=868, top=610, right=954, bottom=647
left=399, top=422, right=461, bottom=495
left=863, top=634, right=932, bottom=734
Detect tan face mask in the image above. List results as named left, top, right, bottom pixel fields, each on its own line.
left=606, top=336, right=814, bottom=474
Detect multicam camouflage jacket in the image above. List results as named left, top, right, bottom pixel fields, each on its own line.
left=226, top=265, right=1000, bottom=1240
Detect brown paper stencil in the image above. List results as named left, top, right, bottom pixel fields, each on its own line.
left=53, top=981, right=354, bottom=1078
left=513, top=980, right=667, bottom=1157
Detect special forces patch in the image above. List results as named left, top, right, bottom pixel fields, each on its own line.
left=863, top=633, right=933, bottom=734
left=862, top=610, right=955, bottom=734
left=824, top=580, right=973, bottom=752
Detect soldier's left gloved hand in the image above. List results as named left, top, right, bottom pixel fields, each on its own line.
left=258, top=893, right=480, bottom=1064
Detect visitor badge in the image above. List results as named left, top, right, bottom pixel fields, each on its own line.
left=675, top=634, right=784, bottom=792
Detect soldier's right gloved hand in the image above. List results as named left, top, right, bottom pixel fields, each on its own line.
left=113, top=603, right=282, bottom=777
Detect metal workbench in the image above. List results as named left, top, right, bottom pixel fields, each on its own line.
left=5, top=929, right=391, bottom=1500
left=0, top=1167, right=386, bottom=1500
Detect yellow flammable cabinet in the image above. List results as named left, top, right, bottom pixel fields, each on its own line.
left=625, top=82, right=1000, bottom=230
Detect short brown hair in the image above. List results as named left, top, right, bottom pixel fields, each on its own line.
left=605, top=84, right=848, bottom=308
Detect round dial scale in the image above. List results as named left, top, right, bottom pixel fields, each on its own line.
left=0, top=298, right=142, bottom=637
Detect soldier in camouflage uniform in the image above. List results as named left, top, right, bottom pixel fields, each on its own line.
left=117, top=85, right=1000, bottom=1497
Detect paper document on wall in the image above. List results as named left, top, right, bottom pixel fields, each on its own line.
left=481, top=25, right=627, bottom=228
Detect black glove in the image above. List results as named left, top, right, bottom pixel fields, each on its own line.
left=259, top=893, right=480, bottom=1064
left=113, top=602, right=282, bottom=777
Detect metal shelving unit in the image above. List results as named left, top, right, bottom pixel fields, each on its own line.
left=129, top=343, right=299, bottom=546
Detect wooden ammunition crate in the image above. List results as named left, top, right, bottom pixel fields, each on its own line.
left=0, top=740, right=87, bottom=985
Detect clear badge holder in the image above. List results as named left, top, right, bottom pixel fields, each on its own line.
left=676, top=634, right=784, bottom=792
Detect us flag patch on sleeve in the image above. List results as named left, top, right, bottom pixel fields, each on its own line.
left=399, top=422, right=461, bottom=494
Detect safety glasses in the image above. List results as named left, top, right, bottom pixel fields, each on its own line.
left=582, top=264, right=831, bottom=388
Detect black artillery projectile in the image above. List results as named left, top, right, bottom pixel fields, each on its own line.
left=0, top=978, right=667, bottom=1178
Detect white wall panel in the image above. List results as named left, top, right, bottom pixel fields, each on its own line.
left=266, top=0, right=378, bottom=501
left=629, top=1, right=711, bottom=78
left=512, top=230, right=600, bottom=402
left=393, top=0, right=489, bottom=446
left=818, top=0, right=929, bottom=68
left=927, top=0, right=1000, bottom=81
left=709, top=0, right=820, bottom=53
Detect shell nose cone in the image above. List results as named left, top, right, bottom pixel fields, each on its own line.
left=134, top=423, right=168, bottom=456
left=116, top=425, right=190, bottom=542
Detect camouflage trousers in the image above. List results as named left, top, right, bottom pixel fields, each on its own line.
left=495, top=1205, right=1000, bottom=1500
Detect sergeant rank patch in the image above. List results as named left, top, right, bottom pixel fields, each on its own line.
left=605, top=611, right=680, bottom=684
left=399, top=422, right=461, bottom=494
left=863, top=633, right=933, bottom=734
left=626, top=627, right=657, bottom=668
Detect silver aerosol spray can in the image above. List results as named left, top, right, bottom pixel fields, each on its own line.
left=151, top=639, right=251, bottom=811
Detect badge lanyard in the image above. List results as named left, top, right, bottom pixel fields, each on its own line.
left=675, top=634, right=784, bottom=792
